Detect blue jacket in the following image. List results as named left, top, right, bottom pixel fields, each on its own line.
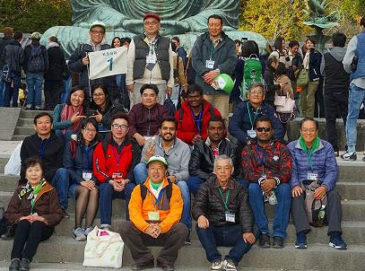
left=228, top=101, right=284, bottom=146
left=63, top=136, right=99, bottom=184
left=287, top=139, right=338, bottom=191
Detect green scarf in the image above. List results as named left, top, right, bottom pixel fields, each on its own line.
left=299, top=136, right=320, bottom=154
left=149, top=179, right=163, bottom=191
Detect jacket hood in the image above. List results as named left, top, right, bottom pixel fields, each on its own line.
left=8, top=39, right=21, bottom=46
left=329, top=47, right=347, bottom=62
left=46, top=41, right=60, bottom=49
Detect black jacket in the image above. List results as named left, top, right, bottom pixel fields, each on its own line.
left=0, top=36, right=13, bottom=67
left=264, top=66, right=280, bottom=106
left=23, top=41, right=48, bottom=73
left=1, top=39, right=24, bottom=72
left=20, top=131, right=64, bottom=184
left=68, top=43, right=113, bottom=92
left=189, top=138, right=240, bottom=180
left=45, top=43, right=65, bottom=81
left=192, top=175, right=253, bottom=232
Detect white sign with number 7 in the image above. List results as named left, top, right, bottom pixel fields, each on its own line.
left=88, top=46, right=128, bottom=80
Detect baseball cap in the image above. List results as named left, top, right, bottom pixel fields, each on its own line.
left=90, top=21, right=106, bottom=32
left=144, top=13, right=161, bottom=22
left=30, top=32, right=42, bottom=40
left=147, top=155, right=168, bottom=167
left=213, top=73, right=234, bottom=94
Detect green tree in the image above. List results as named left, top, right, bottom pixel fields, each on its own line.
left=240, top=0, right=312, bottom=41
left=0, top=0, right=72, bottom=33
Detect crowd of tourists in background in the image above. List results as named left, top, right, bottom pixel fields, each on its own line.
left=0, top=12, right=364, bottom=271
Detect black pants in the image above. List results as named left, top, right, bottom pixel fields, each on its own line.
left=291, top=190, right=342, bottom=235
left=11, top=220, right=53, bottom=261
left=324, top=91, right=348, bottom=151
left=120, top=221, right=187, bottom=266
left=44, top=79, right=63, bottom=110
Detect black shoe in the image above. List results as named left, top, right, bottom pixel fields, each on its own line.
left=132, top=260, right=154, bottom=270
left=272, top=236, right=284, bottom=248
left=62, top=210, right=70, bottom=219
left=185, top=229, right=191, bottom=245
left=340, top=152, right=357, bottom=161
left=9, top=258, right=20, bottom=271
left=157, top=261, right=174, bottom=271
left=259, top=233, right=270, bottom=248
left=19, top=258, right=30, bottom=271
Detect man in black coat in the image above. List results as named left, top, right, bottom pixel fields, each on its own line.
left=192, top=155, right=256, bottom=271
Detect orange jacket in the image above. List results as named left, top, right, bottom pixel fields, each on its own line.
left=128, top=177, right=183, bottom=234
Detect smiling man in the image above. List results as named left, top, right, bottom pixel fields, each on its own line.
left=126, top=13, right=174, bottom=106
left=241, top=117, right=292, bottom=248
left=93, top=113, right=140, bottom=229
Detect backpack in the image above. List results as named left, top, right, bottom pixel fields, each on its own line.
left=1, top=65, right=11, bottom=83
left=140, top=182, right=173, bottom=202
left=240, top=54, right=263, bottom=100
left=27, top=45, right=45, bottom=73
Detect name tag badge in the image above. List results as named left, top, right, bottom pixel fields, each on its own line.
left=148, top=211, right=160, bottom=221
left=247, top=129, right=257, bottom=139
left=206, top=60, right=215, bottom=69
left=307, top=172, right=319, bottom=181
left=225, top=211, right=235, bottom=223
left=82, top=171, right=93, bottom=181
left=146, top=55, right=156, bottom=64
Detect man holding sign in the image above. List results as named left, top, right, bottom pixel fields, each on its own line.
left=68, top=21, right=113, bottom=96
left=126, top=13, right=174, bottom=106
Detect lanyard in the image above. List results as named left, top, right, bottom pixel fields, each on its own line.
left=191, top=107, right=203, bottom=135
left=246, top=103, right=259, bottom=129
left=38, top=138, right=49, bottom=160
left=218, top=188, right=230, bottom=211
left=111, top=145, right=123, bottom=168
left=85, top=146, right=90, bottom=170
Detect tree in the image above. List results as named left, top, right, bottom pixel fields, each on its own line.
left=240, top=0, right=312, bottom=41
left=0, top=0, right=72, bottom=33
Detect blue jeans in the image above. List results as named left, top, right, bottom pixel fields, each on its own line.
left=99, top=182, right=135, bottom=226
left=4, top=71, right=21, bottom=107
left=0, top=81, right=5, bottom=106
left=133, top=163, right=192, bottom=229
left=248, top=182, right=291, bottom=238
left=51, top=168, right=70, bottom=210
left=26, top=72, right=43, bottom=108
left=196, top=224, right=253, bottom=264
left=346, top=83, right=365, bottom=154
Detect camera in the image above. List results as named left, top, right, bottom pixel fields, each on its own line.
left=86, top=109, right=97, bottom=117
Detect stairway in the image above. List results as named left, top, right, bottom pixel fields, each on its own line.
left=0, top=110, right=365, bottom=270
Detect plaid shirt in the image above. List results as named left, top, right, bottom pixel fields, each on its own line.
left=241, top=140, right=292, bottom=184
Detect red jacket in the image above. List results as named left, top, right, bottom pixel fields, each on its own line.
left=93, top=136, right=141, bottom=184
left=175, top=99, right=221, bottom=145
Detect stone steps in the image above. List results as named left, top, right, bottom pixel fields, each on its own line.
left=0, top=237, right=363, bottom=270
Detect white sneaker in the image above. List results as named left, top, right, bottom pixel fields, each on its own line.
left=211, top=259, right=224, bottom=270
left=84, top=226, right=94, bottom=236
left=72, top=227, right=86, bottom=241
left=224, top=259, right=237, bottom=271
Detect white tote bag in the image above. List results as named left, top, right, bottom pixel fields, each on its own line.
left=4, top=141, right=22, bottom=176
left=83, top=226, right=124, bottom=268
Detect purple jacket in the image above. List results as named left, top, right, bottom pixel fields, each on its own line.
left=287, top=139, right=338, bottom=191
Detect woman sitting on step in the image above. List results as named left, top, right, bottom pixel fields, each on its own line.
left=63, top=118, right=99, bottom=241
left=52, top=86, right=88, bottom=144
left=5, top=157, right=63, bottom=271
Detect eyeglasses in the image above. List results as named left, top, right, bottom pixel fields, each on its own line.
left=256, top=127, right=271, bottom=132
left=93, top=93, right=105, bottom=97
left=83, top=128, right=97, bottom=133
left=144, top=21, right=159, bottom=26
left=112, top=124, right=128, bottom=130
left=90, top=30, right=104, bottom=35
left=250, top=91, right=264, bottom=95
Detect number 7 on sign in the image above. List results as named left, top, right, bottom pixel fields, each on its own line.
left=107, top=57, right=113, bottom=71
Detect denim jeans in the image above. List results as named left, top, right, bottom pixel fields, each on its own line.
left=26, top=72, right=43, bottom=108
left=346, top=83, right=365, bottom=154
left=196, top=224, right=253, bottom=264
left=248, top=182, right=291, bottom=238
left=51, top=168, right=70, bottom=210
left=133, top=163, right=192, bottom=229
left=0, top=81, right=5, bottom=106
left=4, top=71, right=21, bottom=107
left=98, top=182, right=135, bottom=226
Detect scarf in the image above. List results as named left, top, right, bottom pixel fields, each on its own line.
left=299, top=136, right=320, bottom=155
left=60, top=104, right=84, bottom=134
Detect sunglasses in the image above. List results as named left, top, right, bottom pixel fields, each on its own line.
left=256, top=127, right=271, bottom=132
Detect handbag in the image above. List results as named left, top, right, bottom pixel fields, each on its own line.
left=274, top=92, right=295, bottom=113
left=302, top=180, right=327, bottom=227
left=4, top=141, right=22, bottom=176
left=83, top=226, right=124, bottom=268
left=296, top=68, right=309, bottom=88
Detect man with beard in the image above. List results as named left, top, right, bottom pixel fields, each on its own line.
left=133, top=116, right=192, bottom=242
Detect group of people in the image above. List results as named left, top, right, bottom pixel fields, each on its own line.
left=1, top=11, right=365, bottom=271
